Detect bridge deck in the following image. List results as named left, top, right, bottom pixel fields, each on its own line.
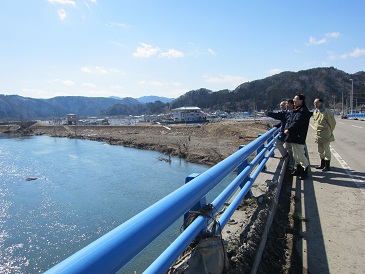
left=222, top=123, right=365, bottom=273
left=286, top=124, right=365, bottom=273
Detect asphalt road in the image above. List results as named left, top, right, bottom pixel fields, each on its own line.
left=329, top=117, right=365, bottom=176
left=297, top=117, right=365, bottom=273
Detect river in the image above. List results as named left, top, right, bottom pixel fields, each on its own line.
left=0, top=135, right=232, bottom=273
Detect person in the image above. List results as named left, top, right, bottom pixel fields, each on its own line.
left=285, top=99, right=295, bottom=170
left=267, top=101, right=288, bottom=159
left=313, top=98, right=336, bottom=171
left=284, top=94, right=312, bottom=180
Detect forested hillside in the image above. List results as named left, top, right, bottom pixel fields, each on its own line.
left=171, top=67, right=365, bottom=112
left=1, top=67, right=364, bottom=119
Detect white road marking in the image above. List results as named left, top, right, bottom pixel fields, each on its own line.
left=309, top=123, right=365, bottom=196
left=351, top=125, right=363, bottom=129
left=330, top=145, right=365, bottom=197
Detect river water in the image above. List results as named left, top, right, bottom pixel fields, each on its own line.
left=0, top=135, right=231, bottom=273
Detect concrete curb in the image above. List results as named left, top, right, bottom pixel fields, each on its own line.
left=251, top=157, right=288, bottom=273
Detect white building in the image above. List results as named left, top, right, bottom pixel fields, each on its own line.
left=66, top=114, right=77, bottom=125
left=172, top=107, right=207, bottom=123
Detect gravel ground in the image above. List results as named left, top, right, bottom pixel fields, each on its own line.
left=3, top=121, right=271, bottom=166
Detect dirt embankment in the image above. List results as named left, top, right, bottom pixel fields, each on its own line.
left=1, top=121, right=271, bottom=166
left=34, top=121, right=271, bottom=166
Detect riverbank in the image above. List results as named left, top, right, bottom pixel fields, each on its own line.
left=2, top=120, right=290, bottom=273
left=1, top=121, right=271, bottom=166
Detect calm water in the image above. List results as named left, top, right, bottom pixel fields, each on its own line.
left=0, top=135, right=231, bottom=273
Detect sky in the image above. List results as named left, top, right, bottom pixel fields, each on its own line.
left=0, top=1, right=364, bottom=99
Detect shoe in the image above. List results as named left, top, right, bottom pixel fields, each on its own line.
left=322, top=160, right=331, bottom=172
left=299, top=167, right=309, bottom=180
left=315, top=159, right=325, bottom=169
left=291, top=165, right=303, bottom=176
left=280, top=153, right=289, bottom=160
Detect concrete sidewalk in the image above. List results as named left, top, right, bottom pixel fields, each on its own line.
left=291, top=127, right=365, bottom=274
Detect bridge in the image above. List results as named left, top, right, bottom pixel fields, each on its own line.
left=45, top=117, right=365, bottom=273
left=345, top=113, right=365, bottom=119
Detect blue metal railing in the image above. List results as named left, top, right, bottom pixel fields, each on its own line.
left=346, top=113, right=365, bottom=119
left=45, top=127, right=279, bottom=274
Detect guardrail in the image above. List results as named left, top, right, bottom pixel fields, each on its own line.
left=345, top=113, right=365, bottom=119
left=45, top=127, right=279, bottom=274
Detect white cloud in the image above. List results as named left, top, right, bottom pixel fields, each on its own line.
left=83, top=0, right=97, bottom=9
left=63, top=79, right=76, bottom=86
left=267, top=68, right=283, bottom=75
left=48, top=0, right=76, bottom=6
left=340, top=47, right=365, bottom=59
left=309, top=32, right=340, bottom=46
left=81, top=67, right=93, bottom=73
left=202, top=74, right=246, bottom=87
left=159, top=49, right=184, bottom=58
left=111, top=41, right=127, bottom=49
left=110, top=84, right=124, bottom=89
left=107, top=21, right=129, bottom=28
left=82, top=82, right=97, bottom=88
left=309, top=36, right=327, bottom=45
left=57, top=9, right=67, bottom=20
left=150, top=81, right=165, bottom=87
left=133, top=43, right=184, bottom=59
left=139, top=80, right=164, bottom=87
left=326, top=32, right=340, bottom=38
left=94, top=66, right=109, bottom=74
left=22, top=88, right=55, bottom=98
left=133, top=43, right=160, bottom=58
left=208, top=48, right=217, bottom=56
left=349, top=47, right=365, bottom=57
left=83, top=1, right=91, bottom=10
left=138, top=80, right=181, bottom=88
left=80, top=66, right=123, bottom=74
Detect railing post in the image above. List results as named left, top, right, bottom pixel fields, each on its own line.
left=183, top=173, right=207, bottom=233
left=238, top=145, right=252, bottom=196
left=267, top=132, right=274, bottom=157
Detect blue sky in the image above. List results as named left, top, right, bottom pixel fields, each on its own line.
left=1, top=1, right=364, bottom=99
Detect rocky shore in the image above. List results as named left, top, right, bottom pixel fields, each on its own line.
left=2, top=121, right=271, bottom=166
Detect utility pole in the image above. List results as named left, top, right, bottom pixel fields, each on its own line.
left=349, top=79, right=354, bottom=114
left=332, top=95, right=336, bottom=113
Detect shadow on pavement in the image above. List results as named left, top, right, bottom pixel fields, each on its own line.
left=300, top=168, right=330, bottom=274
left=311, top=166, right=365, bottom=189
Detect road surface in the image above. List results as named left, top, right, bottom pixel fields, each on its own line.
left=297, top=117, right=365, bottom=273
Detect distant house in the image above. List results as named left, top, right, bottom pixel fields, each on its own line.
left=66, top=114, right=77, bottom=125
left=172, top=107, right=207, bottom=123
left=86, top=117, right=109, bottom=125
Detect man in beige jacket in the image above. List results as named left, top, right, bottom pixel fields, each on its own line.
left=313, top=98, right=336, bottom=171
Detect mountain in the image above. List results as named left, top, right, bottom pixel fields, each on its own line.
left=136, top=95, right=174, bottom=104
left=105, top=99, right=167, bottom=116
left=171, top=67, right=365, bottom=112
left=109, top=95, right=174, bottom=104
left=0, top=95, right=121, bottom=119
left=46, top=96, right=121, bottom=116
left=1, top=67, right=364, bottom=119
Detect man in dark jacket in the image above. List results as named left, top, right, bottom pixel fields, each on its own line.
left=284, top=94, right=312, bottom=180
